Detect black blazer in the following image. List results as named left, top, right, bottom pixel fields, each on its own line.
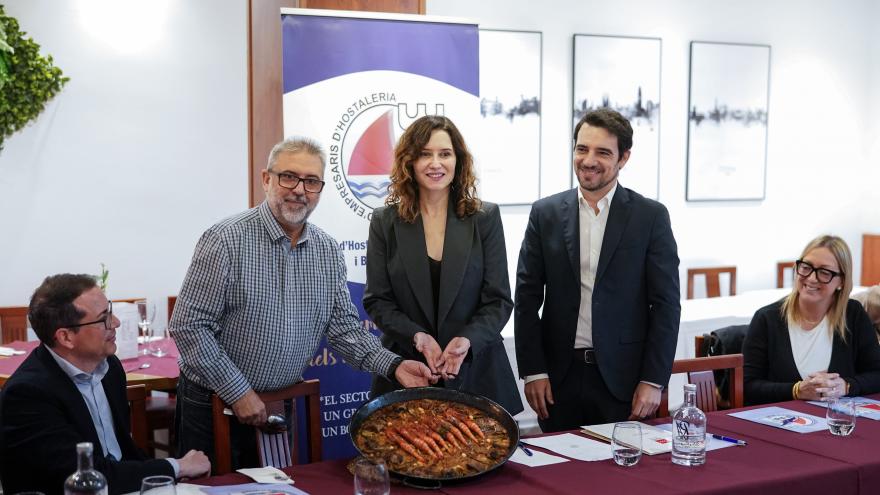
left=364, top=201, right=523, bottom=414
left=743, top=299, right=880, bottom=405
left=0, top=345, right=174, bottom=495
left=514, top=186, right=680, bottom=402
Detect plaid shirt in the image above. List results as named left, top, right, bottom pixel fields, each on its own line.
left=170, top=201, right=397, bottom=404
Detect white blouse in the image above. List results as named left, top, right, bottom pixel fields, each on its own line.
left=788, top=318, right=834, bottom=380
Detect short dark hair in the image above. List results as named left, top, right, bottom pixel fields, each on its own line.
left=28, top=274, right=98, bottom=347
left=573, top=108, right=633, bottom=156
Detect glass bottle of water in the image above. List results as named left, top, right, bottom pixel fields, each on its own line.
left=64, top=442, right=108, bottom=495
left=671, top=383, right=706, bottom=466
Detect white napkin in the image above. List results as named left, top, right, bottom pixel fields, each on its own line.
left=0, top=347, right=26, bottom=356
left=236, top=466, right=295, bottom=484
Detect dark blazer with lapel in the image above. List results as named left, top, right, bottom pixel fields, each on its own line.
left=743, top=299, right=880, bottom=405
left=364, top=201, right=523, bottom=414
left=514, top=186, right=680, bottom=402
left=0, top=345, right=174, bottom=495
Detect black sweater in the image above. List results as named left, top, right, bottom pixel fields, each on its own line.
left=743, top=299, right=880, bottom=405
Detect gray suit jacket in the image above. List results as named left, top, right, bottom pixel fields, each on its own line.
left=364, top=201, right=523, bottom=414
left=514, top=186, right=681, bottom=402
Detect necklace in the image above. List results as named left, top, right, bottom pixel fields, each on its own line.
left=802, top=315, right=823, bottom=325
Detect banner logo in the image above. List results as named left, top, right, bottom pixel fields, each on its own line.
left=328, top=94, right=445, bottom=220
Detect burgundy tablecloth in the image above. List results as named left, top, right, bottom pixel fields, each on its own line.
left=705, top=395, right=880, bottom=493
left=192, top=412, right=864, bottom=495
left=0, top=339, right=179, bottom=379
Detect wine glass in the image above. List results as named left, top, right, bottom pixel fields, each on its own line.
left=826, top=397, right=857, bottom=436
left=353, top=457, right=390, bottom=495
left=135, top=300, right=155, bottom=355
left=612, top=421, right=642, bottom=467
left=140, top=475, right=175, bottom=495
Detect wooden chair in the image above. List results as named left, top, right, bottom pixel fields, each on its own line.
left=0, top=306, right=28, bottom=344
left=657, top=354, right=744, bottom=417
left=863, top=234, right=880, bottom=286
left=686, top=266, right=737, bottom=299
left=167, top=296, right=177, bottom=320
left=211, top=379, right=321, bottom=474
left=112, top=297, right=177, bottom=457
left=777, top=261, right=796, bottom=289
left=126, top=384, right=149, bottom=452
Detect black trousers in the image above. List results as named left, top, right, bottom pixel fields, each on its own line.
left=537, top=357, right=631, bottom=433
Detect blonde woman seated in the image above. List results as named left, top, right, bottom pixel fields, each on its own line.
left=852, top=285, right=880, bottom=340
left=743, top=235, right=880, bottom=405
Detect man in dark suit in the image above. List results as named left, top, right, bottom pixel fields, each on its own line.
left=0, top=274, right=209, bottom=495
left=515, top=108, right=680, bottom=432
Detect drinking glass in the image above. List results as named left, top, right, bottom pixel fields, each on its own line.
left=135, top=300, right=155, bottom=355
left=353, top=457, right=390, bottom=495
left=149, top=326, right=170, bottom=357
left=612, top=421, right=642, bottom=467
left=826, top=397, right=857, bottom=436
left=140, top=475, right=176, bottom=495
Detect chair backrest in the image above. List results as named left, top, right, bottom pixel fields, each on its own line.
left=657, top=354, right=744, bottom=417
left=686, top=266, right=737, bottom=299
left=0, top=306, right=29, bottom=344
left=126, top=384, right=149, bottom=452
left=167, top=296, right=177, bottom=320
left=776, top=261, right=796, bottom=289
left=211, top=379, right=321, bottom=475
left=112, top=298, right=145, bottom=304
left=694, top=335, right=707, bottom=357
left=863, top=234, right=880, bottom=286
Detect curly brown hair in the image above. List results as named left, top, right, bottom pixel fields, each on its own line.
left=386, top=115, right=480, bottom=223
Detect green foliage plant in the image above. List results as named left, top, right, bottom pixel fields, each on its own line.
left=0, top=5, right=69, bottom=151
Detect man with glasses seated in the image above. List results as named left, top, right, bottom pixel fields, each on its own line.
left=743, top=235, right=880, bottom=405
left=170, top=137, right=436, bottom=470
left=0, top=274, right=210, bottom=495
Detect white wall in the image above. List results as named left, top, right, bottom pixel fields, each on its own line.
left=1, top=0, right=878, bottom=330
left=0, top=0, right=248, bottom=328
left=869, top=0, right=880, bottom=236
left=429, top=0, right=880, bottom=305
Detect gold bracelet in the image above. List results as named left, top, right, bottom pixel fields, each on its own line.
left=792, top=381, right=801, bottom=400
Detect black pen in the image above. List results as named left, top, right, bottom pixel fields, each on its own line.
left=710, top=434, right=747, bottom=446
left=518, top=442, right=534, bottom=457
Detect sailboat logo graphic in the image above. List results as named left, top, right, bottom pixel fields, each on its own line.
left=345, top=108, right=395, bottom=206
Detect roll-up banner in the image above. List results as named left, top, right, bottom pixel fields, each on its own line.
left=280, top=8, right=479, bottom=459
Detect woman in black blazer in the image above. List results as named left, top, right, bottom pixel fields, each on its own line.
left=743, top=235, right=880, bottom=405
left=363, top=115, right=523, bottom=414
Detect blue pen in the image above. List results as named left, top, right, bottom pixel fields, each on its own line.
left=780, top=417, right=797, bottom=426
left=518, top=442, right=534, bottom=457
left=710, top=434, right=747, bottom=446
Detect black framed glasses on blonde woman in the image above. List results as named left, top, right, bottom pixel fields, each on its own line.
left=795, top=260, right=841, bottom=284
left=65, top=301, right=114, bottom=331
left=268, top=171, right=326, bottom=193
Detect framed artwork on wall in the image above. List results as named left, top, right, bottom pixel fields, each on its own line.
left=477, top=29, right=542, bottom=205
left=686, top=41, right=771, bottom=201
left=572, top=34, right=661, bottom=199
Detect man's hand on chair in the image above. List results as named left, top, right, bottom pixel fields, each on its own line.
left=231, top=389, right=267, bottom=425
left=395, top=360, right=438, bottom=387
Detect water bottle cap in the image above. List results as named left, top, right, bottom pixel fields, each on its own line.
left=684, top=383, right=696, bottom=392
left=75, top=442, right=93, bottom=454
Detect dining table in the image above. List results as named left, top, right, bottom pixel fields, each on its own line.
left=190, top=394, right=880, bottom=495
left=0, top=338, right=180, bottom=391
